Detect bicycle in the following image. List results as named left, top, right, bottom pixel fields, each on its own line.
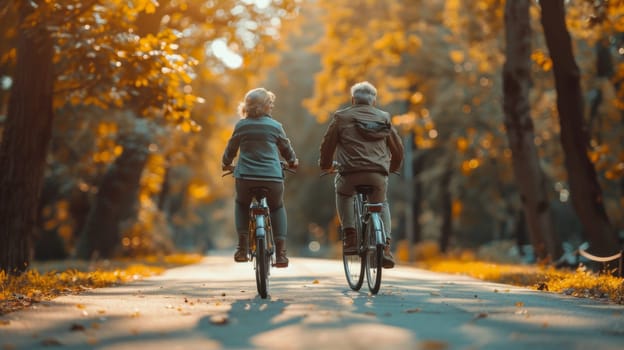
left=223, top=162, right=295, bottom=299
left=321, top=166, right=389, bottom=294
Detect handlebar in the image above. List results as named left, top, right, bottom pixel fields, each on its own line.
left=320, top=161, right=401, bottom=177
left=222, top=161, right=297, bottom=177
left=280, top=161, right=297, bottom=174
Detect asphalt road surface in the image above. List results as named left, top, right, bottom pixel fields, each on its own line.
left=2, top=253, right=624, bottom=350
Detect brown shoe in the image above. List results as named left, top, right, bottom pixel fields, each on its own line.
left=343, top=228, right=357, bottom=254
left=383, top=240, right=395, bottom=268
left=234, top=234, right=248, bottom=262
left=275, top=239, right=289, bottom=268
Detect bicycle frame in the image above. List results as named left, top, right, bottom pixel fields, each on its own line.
left=363, top=202, right=386, bottom=247
left=249, top=195, right=274, bottom=257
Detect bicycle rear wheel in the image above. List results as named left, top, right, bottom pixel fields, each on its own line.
left=343, top=254, right=364, bottom=291
left=255, top=235, right=269, bottom=298
left=342, top=195, right=364, bottom=291
left=365, top=217, right=383, bottom=294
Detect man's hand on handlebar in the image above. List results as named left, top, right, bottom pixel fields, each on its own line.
left=320, top=161, right=341, bottom=177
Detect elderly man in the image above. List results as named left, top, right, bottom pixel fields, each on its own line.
left=319, top=81, right=404, bottom=268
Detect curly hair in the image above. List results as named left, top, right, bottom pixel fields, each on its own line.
left=237, top=87, right=276, bottom=118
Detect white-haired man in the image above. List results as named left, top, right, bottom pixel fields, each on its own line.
left=319, top=81, right=404, bottom=268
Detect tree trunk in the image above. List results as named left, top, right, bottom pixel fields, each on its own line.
left=0, top=3, right=55, bottom=274
left=587, top=38, right=612, bottom=141
left=438, top=163, right=453, bottom=253
left=503, top=0, right=562, bottom=261
left=75, top=122, right=151, bottom=259
left=539, top=0, right=620, bottom=256
left=411, top=150, right=424, bottom=244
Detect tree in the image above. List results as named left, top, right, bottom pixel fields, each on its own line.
left=0, top=0, right=198, bottom=273
left=539, top=0, right=620, bottom=257
left=503, top=0, right=561, bottom=261
left=0, top=1, right=55, bottom=274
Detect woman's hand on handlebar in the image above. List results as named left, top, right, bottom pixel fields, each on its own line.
left=222, top=163, right=235, bottom=177
left=281, top=159, right=298, bottom=174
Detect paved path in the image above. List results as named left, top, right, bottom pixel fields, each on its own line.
left=1, top=253, right=623, bottom=349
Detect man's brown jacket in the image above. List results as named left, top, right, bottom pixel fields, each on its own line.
left=319, top=103, right=404, bottom=175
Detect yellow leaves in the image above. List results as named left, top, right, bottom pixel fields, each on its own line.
left=419, top=340, right=449, bottom=350
left=163, top=253, right=203, bottom=265
left=134, top=78, right=150, bottom=88
left=188, top=181, right=210, bottom=200
left=449, top=50, right=465, bottom=64
left=418, top=255, right=624, bottom=304
left=373, top=31, right=407, bottom=53
left=392, top=112, right=417, bottom=131
left=144, top=0, right=158, bottom=14
left=456, top=137, right=469, bottom=153
left=531, top=50, right=553, bottom=72
left=410, top=92, right=425, bottom=105
left=451, top=199, right=463, bottom=219
left=0, top=255, right=200, bottom=313
left=97, top=122, right=118, bottom=136
left=460, top=158, right=481, bottom=176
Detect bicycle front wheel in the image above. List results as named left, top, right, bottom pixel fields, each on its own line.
left=365, top=218, right=383, bottom=294
left=255, top=236, right=269, bottom=298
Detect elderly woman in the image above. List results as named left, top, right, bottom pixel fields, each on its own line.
left=222, top=87, right=298, bottom=267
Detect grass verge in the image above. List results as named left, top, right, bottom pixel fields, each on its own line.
left=0, top=254, right=203, bottom=315
left=416, top=258, right=624, bottom=304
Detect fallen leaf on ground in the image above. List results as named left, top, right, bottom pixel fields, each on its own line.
left=41, top=338, right=62, bottom=346
left=210, top=315, right=229, bottom=325
left=404, top=308, right=421, bottom=313
left=473, top=312, right=488, bottom=320
left=420, top=339, right=448, bottom=350
left=70, top=323, right=85, bottom=331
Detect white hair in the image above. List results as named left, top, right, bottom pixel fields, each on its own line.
left=350, top=81, right=377, bottom=105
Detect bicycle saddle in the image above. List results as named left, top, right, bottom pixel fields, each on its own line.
left=249, top=187, right=270, bottom=199
left=355, top=185, right=375, bottom=195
